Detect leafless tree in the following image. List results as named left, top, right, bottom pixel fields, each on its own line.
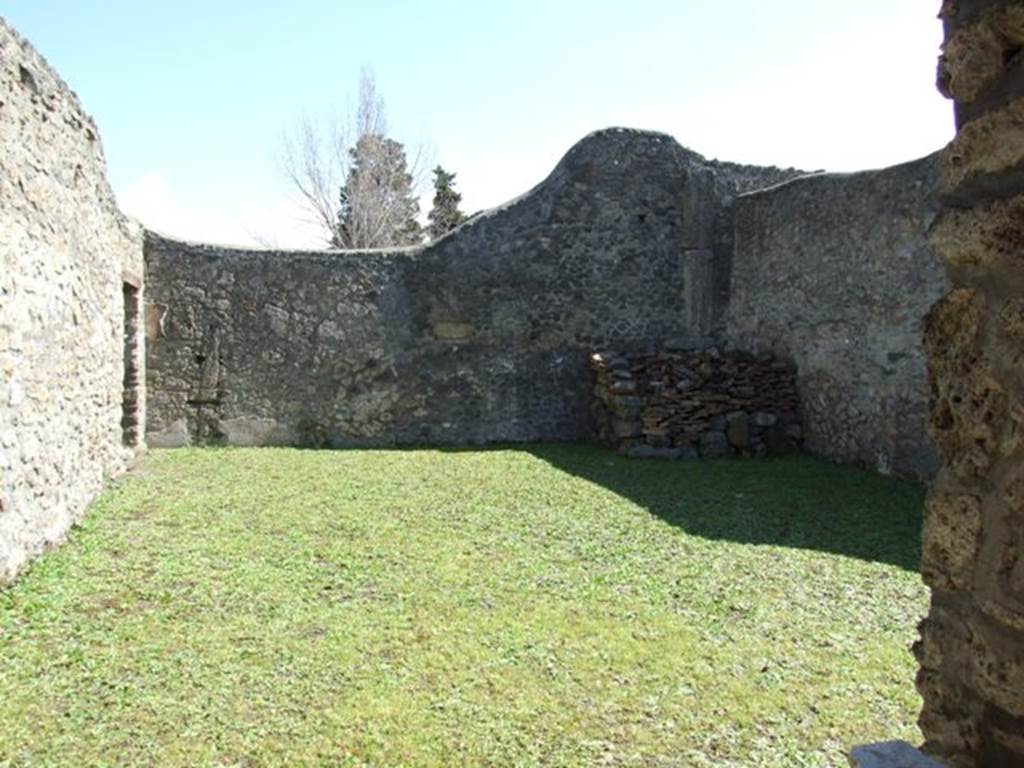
left=279, top=68, right=428, bottom=248
left=334, top=133, right=422, bottom=248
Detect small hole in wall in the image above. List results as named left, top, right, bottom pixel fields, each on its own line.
left=934, top=405, right=954, bottom=431
left=18, top=65, right=38, bottom=94
left=637, top=213, right=647, bottom=224
left=195, top=354, right=207, bottom=365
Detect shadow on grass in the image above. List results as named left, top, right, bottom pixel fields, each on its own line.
left=523, top=442, right=925, bottom=572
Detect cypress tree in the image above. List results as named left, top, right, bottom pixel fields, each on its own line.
left=427, top=165, right=466, bottom=241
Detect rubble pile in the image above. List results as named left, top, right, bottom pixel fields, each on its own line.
left=591, top=348, right=803, bottom=459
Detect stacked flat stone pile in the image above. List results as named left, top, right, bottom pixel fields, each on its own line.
left=591, top=348, right=802, bottom=459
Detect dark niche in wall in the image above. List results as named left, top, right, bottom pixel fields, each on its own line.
left=121, top=282, right=142, bottom=447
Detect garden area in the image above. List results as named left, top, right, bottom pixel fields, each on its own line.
left=0, top=445, right=928, bottom=767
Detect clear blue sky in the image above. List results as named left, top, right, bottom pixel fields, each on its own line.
left=4, top=2, right=954, bottom=247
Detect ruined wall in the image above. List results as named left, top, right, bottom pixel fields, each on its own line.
left=915, top=1, right=1024, bottom=765
left=145, top=129, right=944, bottom=473
left=727, top=157, right=948, bottom=480
left=0, top=20, right=144, bottom=583
left=144, top=130, right=800, bottom=448
left=590, top=348, right=802, bottom=459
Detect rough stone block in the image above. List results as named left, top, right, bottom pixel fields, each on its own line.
left=916, top=668, right=981, bottom=763
left=699, top=430, right=729, bottom=458
left=144, top=303, right=167, bottom=340
left=623, top=444, right=694, bottom=460
left=941, top=98, right=1024, bottom=202
left=726, top=411, right=750, bottom=449
left=611, top=417, right=642, bottom=439
left=921, top=493, right=983, bottom=591
left=942, top=5, right=1024, bottom=105
left=925, top=289, right=1005, bottom=480
left=991, top=726, right=1024, bottom=763
left=219, top=417, right=296, bottom=447
left=848, top=741, right=947, bottom=768
left=963, top=621, right=1024, bottom=718
left=930, top=193, right=1024, bottom=270
left=147, top=419, right=191, bottom=449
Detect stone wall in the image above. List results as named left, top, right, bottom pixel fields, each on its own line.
left=144, top=130, right=801, bottom=448
left=591, top=348, right=802, bottom=459
left=915, top=2, right=1024, bottom=765
left=0, top=20, right=144, bottom=583
left=726, top=156, right=949, bottom=480
left=145, top=130, right=945, bottom=476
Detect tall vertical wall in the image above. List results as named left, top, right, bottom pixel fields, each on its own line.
left=727, top=157, right=949, bottom=480
left=0, top=20, right=144, bottom=583
left=915, top=2, right=1024, bottom=765
left=143, top=130, right=801, bottom=449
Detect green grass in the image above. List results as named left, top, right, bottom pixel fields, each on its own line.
left=0, top=445, right=928, bottom=767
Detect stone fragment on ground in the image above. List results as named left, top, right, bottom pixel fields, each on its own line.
left=848, top=741, right=946, bottom=768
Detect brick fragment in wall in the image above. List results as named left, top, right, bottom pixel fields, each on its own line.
left=941, top=97, right=1024, bottom=202
left=942, top=5, right=1024, bottom=105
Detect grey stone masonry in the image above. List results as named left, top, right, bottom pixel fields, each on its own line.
left=0, top=19, right=145, bottom=583
left=144, top=130, right=802, bottom=450
left=726, top=154, right=948, bottom=480
left=145, top=129, right=945, bottom=481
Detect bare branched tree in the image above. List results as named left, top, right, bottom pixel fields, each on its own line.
left=335, top=134, right=421, bottom=248
left=278, top=68, right=428, bottom=248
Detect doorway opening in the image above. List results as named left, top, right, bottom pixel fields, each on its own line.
left=121, top=282, right=142, bottom=447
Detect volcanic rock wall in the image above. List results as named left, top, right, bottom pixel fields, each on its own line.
left=727, top=156, right=949, bottom=480
left=0, top=20, right=144, bottom=583
left=590, top=348, right=802, bottom=459
left=144, top=131, right=801, bottom=448
left=915, top=2, right=1024, bottom=765
left=145, top=133, right=947, bottom=471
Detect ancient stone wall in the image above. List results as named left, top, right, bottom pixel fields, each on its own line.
left=144, top=130, right=801, bottom=448
left=726, top=157, right=949, bottom=480
left=145, top=131, right=945, bottom=475
left=0, top=20, right=144, bottom=583
left=590, top=348, right=802, bottom=459
left=915, top=2, right=1024, bottom=765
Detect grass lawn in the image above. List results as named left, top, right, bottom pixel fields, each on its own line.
left=0, top=445, right=928, bottom=767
